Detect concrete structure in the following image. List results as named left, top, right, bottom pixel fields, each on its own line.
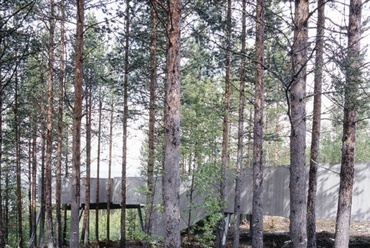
left=59, top=163, right=370, bottom=237
left=223, top=163, right=370, bottom=221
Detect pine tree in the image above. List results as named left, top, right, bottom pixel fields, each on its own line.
left=70, top=0, right=84, bottom=246
left=145, top=0, right=157, bottom=238
left=44, top=1, right=56, bottom=246
left=334, top=0, right=362, bottom=246
left=307, top=0, right=325, bottom=246
left=232, top=0, right=247, bottom=245
left=252, top=0, right=265, bottom=245
left=289, top=0, right=309, bottom=246
left=120, top=1, right=130, bottom=246
left=163, top=0, right=182, bottom=246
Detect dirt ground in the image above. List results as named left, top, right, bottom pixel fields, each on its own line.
left=86, top=216, right=370, bottom=247
left=223, top=216, right=370, bottom=247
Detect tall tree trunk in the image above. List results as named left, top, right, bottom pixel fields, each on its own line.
left=163, top=0, right=182, bottom=246
left=106, top=97, right=114, bottom=241
left=28, top=138, right=32, bottom=241
left=289, top=0, right=309, bottom=245
left=307, top=0, right=325, bottom=247
left=82, top=83, right=92, bottom=245
left=70, top=0, right=84, bottom=246
left=247, top=106, right=254, bottom=167
left=95, top=90, right=102, bottom=241
left=56, top=0, right=65, bottom=246
left=334, top=0, right=361, bottom=246
left=220, top=0, right=231, bottom=206
left=45, top=1, right=56, bottom=246
left=31, top=118, right=38, bottom=247
left=15, top=71, right=23, bottom=248
left=264, top=105, right=270, bottom=164
left=39, top=102, right=46, bottom=246
left=274, top=105, right=280, bottom=166
left=120, top=2, right=129, bottom=246
left=218, top=2, right=232, bottom=244
left=186, top=155, right=196, bottom=242
left=232, top=0, right=246, bottom=246
left=4, top=165, right=9, bottom=245
left=145, top=0, right=157, bottom=238
left=63, top=135, right=69, bottom=245
left=252, top=0, right=265, bottom=245
left=0, top=61, right=3, bottom=248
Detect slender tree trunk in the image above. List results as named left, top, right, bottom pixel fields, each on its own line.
left=264, top=105, right=270, bottom=164
left=95, top=90, right=102, bottom=241
left=247, top=106, right=254, bottom=167
left=307, top=0, right=325, bottom=247
left=63, top=132, right=69, bottom=245
left=62, top=207, right=67, bottom=245
left=28, top=138, right=32, bottom=241
left=4, top=166, right=9, bottom=244
left=70, top=0, right=84, bottom=246
left=334, top=0, right=361, bottom=246
left=186, top=157, right=196, bottom=242
left=82, top=84, right=92, bottom=245
left=232, top=0, right=246, bottom=246
left=31, top=119, right=38, bottom=247
left=163, top=0, right=182, bottom=246
left=56, top=1, right=65, bottom=246
left=0, top=63, right=3, bottom=248
left=274, top=105, right=280, bottom=166
left=39, top=102, right=46, bottom=245
left=217, top=2, right=232, bottom=245
left=289, top=0, right=309, bottom=245
left=15, top=71, right=23, bottom=248
left=252, top=0, right=265, bottom=245
left=120, top=2, right=129, bottom=246
left=220, top=0, right=231, bottom=207
left=45, top=1, right=56, bottom=246
left=106, top=97, right=114, bottom=241
left=145, top=0, right=157, bottom=238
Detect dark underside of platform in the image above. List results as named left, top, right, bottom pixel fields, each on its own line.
left=62, top=203, right=143, bottom=210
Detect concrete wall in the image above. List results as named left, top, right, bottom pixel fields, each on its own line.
left=222, top=163, right=370, bottom=221
left=57, top=162, right=370, bottom=225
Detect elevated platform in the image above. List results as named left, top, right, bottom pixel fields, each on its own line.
left=56, top=163, right=370, bottom=238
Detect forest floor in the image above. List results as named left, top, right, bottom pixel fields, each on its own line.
left=223, top=216, right=370, bottom=247
left=88, top=216, right=370, bottom=247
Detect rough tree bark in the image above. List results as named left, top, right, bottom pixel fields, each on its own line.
left=220, top=0, right=231, bottom=207
left=81, top=83, right=92, bottom=245
left=31, top=118, right=38, bottom=247
left=307, top=0, right=325, bottom=247
left=56, top=0, right=65, bottom=246
left=45, top=0, right=56, bottom=246
left=232, top=0, right=246, bottom=246
left=120, top=1, right=129, bottom=246
left=39, top=102, right=46, bottom=245
left=15, top=71, right=23, bottom=248
left=145, top=0, right=157, bottom=238
left=28, top=138, right=32, bottom=242
left=252, top=0, right=265, bottom=245
left=70, top=0, right=84, bottom=246
left=334, top=0, right=361, bottom=246
left=95, top=89, right=102, bottom=241
left=4, top=164, right=9, bottom=244
left=289, top=0, right=309, bottom=246
left=163, top=0, right=182, bottom=246
left=107, top=98, right=114, bottom=241
left=0, top=56, right=3, bottom=248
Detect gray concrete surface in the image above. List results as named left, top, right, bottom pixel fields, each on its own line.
left=56, top=162, right=370, bottom=237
